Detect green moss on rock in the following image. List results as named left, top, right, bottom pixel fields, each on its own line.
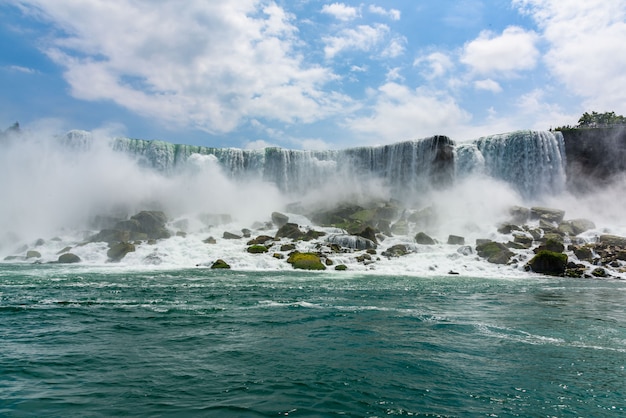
left=528, top=250, right=567, bottom=275
left=247, top=244, right=269, bottom=254
left=287, top=252, right=326, bottom=270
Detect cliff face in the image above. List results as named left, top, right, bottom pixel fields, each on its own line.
left=561, top=126, right=626, bottom=192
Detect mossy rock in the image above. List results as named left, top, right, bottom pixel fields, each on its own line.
left=58, top=253, right=81, bottom=264
left=527, top=250, right=567, bottom=275
left=535, top=237, right=565, bottom=253
left=476, top=241, right=514, bottom=264
left=247, top=244, right=269, bottom=254
left=382, top=244, right=409, bottom=257
left=286, top=252, right=326, bottom=270
left=211, top=259, right=231, bottom=269
left=335, top=264, right=348, bottom=271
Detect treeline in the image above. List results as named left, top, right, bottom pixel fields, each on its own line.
left=554, top=111, right=626, bottom=131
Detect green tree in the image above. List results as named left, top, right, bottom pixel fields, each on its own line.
left=577, top=111, right=626, bottom=127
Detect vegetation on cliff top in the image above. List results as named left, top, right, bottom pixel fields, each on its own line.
left=554, top=111, right=626, bottom=131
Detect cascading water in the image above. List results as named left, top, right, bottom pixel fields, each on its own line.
left=455, top=130, right=567, bottom=198
left=60, top=129, right=566, bottom=201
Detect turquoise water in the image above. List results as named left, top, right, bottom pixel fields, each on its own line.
left=1, top=265, right=625, bottom=417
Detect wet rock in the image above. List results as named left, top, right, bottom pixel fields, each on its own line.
left=457, top=246, right=473, bottom=256
left=58, top=253, right=81, bottom=264
left=447, top=235, right=465, bottom=245
left=415, top=232, right=435, bottom=245
left=476, top=241, right=514, bottom=265
left=528, top=250, right=567, bottom=275
left=335, top=264, right=348, bottom=271
left=572, top=245, right=594, bottom=262
left=382, top=244, right=410, bottom=258
left=203, top=236, right=217, bottom=244
left=508, top=206, right=530, bottom=224
left=210, top=259, right=231, bottom=269
left=271, top=212, right=289, bottom=228
left=534, top=237, right=565, bottom=254
left=247, top=235, right=274, bottom=245
left=107, top=242, right=136, bottom=262
left=247, top=245, right=269, bottom=254
left=26, top=250, right=41, bottom=259
left=355, top=226, right=378, bottom=244
left=223, top=231, right=242, bottom=240
left=530, top=207, right=565, bottom=223
left=287, top=252, right=326, bottom=270
left=327, top=234, right=377, bottom=250
left=275, top=223, right=304, bottom=240
left=599, top=235, right=626, bottom=247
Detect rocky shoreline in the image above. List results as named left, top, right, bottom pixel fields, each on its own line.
left=4, top=200, right=626, bottom=280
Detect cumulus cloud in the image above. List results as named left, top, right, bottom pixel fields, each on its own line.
left=321, top=2, right=360, bottom=21
left=15, top=0, right=350, bottom=134
left=474, top=78, right=502, bottom=93
left=345, top=82, right=471, bottom=143
left=460, top=26, right=539, bottom=75
left=323, top=23, right=390, bottom=58
left=513, top=0, right=626, bottom=114
left=414, top=52, right=454, bottom=79
left=369, top=5, right=401, bottom=21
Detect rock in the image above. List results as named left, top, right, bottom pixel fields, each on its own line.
left=34, top=238, right=45, bottom=246
left=527, top=251, right=567, bottom=275
left=591, top=267, right=608, bottom=278
left=572, top=245, right=594, bottom=262
left=210, top=259, right=231, bottom=269
left=599, top=235, right=626, bottom=247
left=275, top=223, right=304, bottom=240
left=476, top=241, right=514, bottom=264
left=303, top=229, right=326, bottom=241
left=273, top=253, right=285, bottom=260
left=382, top=244, right=410, bottom=257
left=325, top=258, right=334, bottom=266
left=513, top=234, right=533, bottom=248
left=408, top=206, right=437, bottom=229
left=568, top=219, right=595, bottom=235
left=497, top=223, right=522, bottom=234
left=90, top=210, right=170, bottom=243
left=508, top=206, right=530, bottom=223
left=447, top=235, right=465, bottom=245
left=271, top=212, right=289, bottom=228
left=415, top=232, right=435, bottom=245
left=390, top=220, right=409, bottom=235
left=198, top=213, right=232, bottom=226
left=247, top=235, right=274, bottom=245
left=107, top=242, right=136, bottom=262
left=241, top=228, right=251, bottom=238
left=327, top=234, right=377, bottom=250
left=457, top=246, right=473, bottom=256
left=335, top=264, right=348, bottom=271
left=530, top=207, right=565, bottom=223
left=57, top=246, right=72, bottom=254
left=356, top=253, right=372, bottom=263
left=58, top=253, right=81, bottom=264
left=247, top=244, right=269, bottom=254
left=280, top=243, right=297, bottom=252
left=128, top=211, right=170, bottom=239
left=534, top=237, right=565, bottom=254
left=355, top=226, right=378, bottom=244
left=203, top=236, right=217, bottom=244
left=26, top=250, right=41, bottom=259
left=223, top=231, right=242, bottom=240
left=287, top=252, right=326, bottom=270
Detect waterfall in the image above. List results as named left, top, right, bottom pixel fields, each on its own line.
left=456, top=130, right=566, bottom=198
left=59, top=129, right=566, bottom=200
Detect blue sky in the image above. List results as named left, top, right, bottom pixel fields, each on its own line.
left=1, top=0, right=626, bottom=149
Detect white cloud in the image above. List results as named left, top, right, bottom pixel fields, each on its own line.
left=474, top=78, right=502, bottom=93
left=513, top=0, right=626, bottom=114
left=381, top=36, right=406, bottom=58
left=6, top=65, right=37, bottom=74
left=414, top=52, right=454, bottom=79
left=346, top=82, right=471, bottom=143
left=321, top=3, right=360, bottom=21
left=244, top=139, right=275, bottom=149
left=17, top=0, right=350, bottom=134
left=323, top=23, right=390, bottom=58
left=460, top=26, right=539, bottom=75
left=369, top=5, right=401, bottom=21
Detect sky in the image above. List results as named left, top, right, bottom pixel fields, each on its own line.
left=1, top=0, right=626, bottom=149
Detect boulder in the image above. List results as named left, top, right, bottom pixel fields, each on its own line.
left=223, top=231, right=242, bottom=240
left=247, top=235, right=274, bottom=245
left=203, top=236, right=217, bottom=244
left=415, top=232, right=435, bottom=245
left=128, top=211, right=170, bottom=239
left=476, top=241, right=514, bottom=264
left=335, top=264, right=348, bottom=271
left=447, top=235, right=465, bottom=245
left=286, top=252, right=326, bottom=270
left=326, top=234, right=377, bottom=250
left=26, top=250, right=41, bottom=259
left=530, top=207, right=565, bottom=223
left=599, top=235, right=626, bottom=247
left=247, top=244, right=269, bottom=254
left=559, top=219, right=596, bottom=236
left=508, top=206, right=530, bottom=224
left=572, top=245, right=594, bottom=262
left=527, top=251, right=567, bottom=275
left=58, top=253, right=81, bottom=264
left=275, top=223, right=304, bottom=240
left=355, top=226, right=378, bottom=244
left=534, top=237, right=565, bottom=254
left=497, top=223, right=522, bottom=234
left=280, top=243, right=297, bottom=252
left=107, top=242, right=136, bottom=262
left=381, top=244, right=410, bottom=257
left=210, top=259, right=231, bottom=269
left=390, top=220, right=408, bottom=235
left=271, top=212, right=289, bottom=228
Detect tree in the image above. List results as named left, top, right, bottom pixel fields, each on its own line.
left=577, top=111, right=626, bottom=128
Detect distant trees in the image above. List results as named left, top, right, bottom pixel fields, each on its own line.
left=553, top=111, right=626, bottom=131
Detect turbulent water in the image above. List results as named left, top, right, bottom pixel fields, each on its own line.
left=1, top=266, right=625, bottom=417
